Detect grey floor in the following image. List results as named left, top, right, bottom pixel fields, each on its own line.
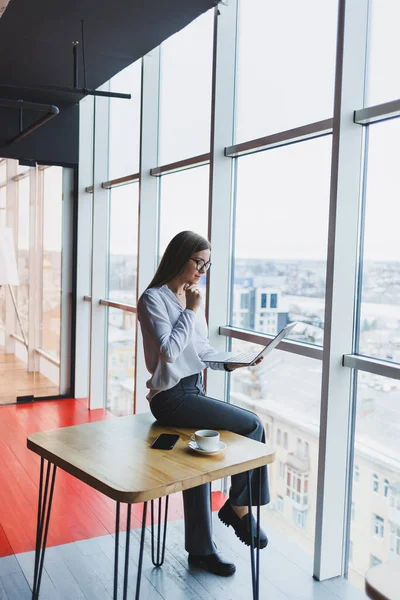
left=0, top=518, right=368, bottom=600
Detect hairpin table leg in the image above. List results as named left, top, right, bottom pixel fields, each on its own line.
left=114, top=501, right=150, bottom=600
left=135, top=502, right=148, bottom=600
left=113, top=502, right=120, bottom=599
left=247, top=468, right=261, bottom=600
left=31, top=458, right=57, bottom=600
left=150, top=496, right=169, bottom=567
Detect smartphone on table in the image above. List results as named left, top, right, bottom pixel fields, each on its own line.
left=151, top=433, right=180, bottom=450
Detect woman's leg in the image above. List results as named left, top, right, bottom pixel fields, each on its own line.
left=182, top=482, right=215, bottom=555
left=150, top=376, right=270, bottom=553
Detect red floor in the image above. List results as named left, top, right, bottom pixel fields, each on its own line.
left=0, top=398, right=226, bottom=558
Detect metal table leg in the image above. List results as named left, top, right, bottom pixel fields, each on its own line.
left=31, top=458, right=57, bottom=600
left=135, top=502, right=147, bottom=600
left=247, top=468, right=261, bottom=600
left=150, top=496, right=169, bottom=567
left=113, top=501, right=149, bottom=600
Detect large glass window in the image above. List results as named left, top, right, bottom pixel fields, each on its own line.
left=106, top=183, right=139, bottom=416
left=230, top=350, right=321, bottom=556
left=366, top=0, right=400, bottom=106
left=107, top=183, right=139, bottom=305
left=358, top=120, right=400, bottom=362
left=158, top=166, right=209, bottom=257
left=232, top=137, right=331, bottom=343
left=0, top=184, right=6, bottom=332
left=349, top=372, right=400, bottom=589
left=158, top=10, right=214, bottom=165
left=235, top=0, right=338, bottom=143
left=16, top=175, right=30, bottom=338
left=0, top=161, right=69, bottom=402
left=108, top=60, right=142, bottom=180
left=0, top=185, right=5, bottom=227
left=390, top=523, right=400, bottom=557
left=106, top=308, right=136, bottom=416
left=0, top=162, right=6, bottom=183
left=41, top=167, right=63, bottom=358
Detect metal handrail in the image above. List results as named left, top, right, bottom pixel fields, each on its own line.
left=99, top=298, right=137, bottom=313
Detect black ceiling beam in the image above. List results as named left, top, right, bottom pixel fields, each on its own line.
left=0, top=82, right=131, bottom=101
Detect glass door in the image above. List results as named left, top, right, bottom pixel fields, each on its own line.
left=0, top=159, right=74, bottom=404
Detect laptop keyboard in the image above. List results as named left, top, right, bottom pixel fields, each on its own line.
left=224, top=351, right=259, bottom=364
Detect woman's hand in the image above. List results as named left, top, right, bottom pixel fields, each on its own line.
left=225, top=356, right=264, bottom=371
left=185, top=284, right=202, bottom=312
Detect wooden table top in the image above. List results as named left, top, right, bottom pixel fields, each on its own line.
left=366, top=561, right=400, bottom=600
left=27, top=412, right=275, bottom=503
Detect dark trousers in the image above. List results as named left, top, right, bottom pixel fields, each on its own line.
left=150, top=373, right=270, bottom=555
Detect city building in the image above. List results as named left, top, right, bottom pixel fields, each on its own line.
left=233, top=277, right=289, bottom=334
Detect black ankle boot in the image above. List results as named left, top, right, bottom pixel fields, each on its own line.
left=188, top=552, right=236, bottom=576
left=218, top=500, right=268, bottom=549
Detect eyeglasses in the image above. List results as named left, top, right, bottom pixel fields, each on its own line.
left=190, top=257, right=212, bottom=272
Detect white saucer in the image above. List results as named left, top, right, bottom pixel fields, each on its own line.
left=188, top=440, right=227, bottom=456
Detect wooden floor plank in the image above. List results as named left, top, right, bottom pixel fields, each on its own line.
left=0, top=571, right=31, bottom=600
left=39, top=546, right=87, bottom=600
left=15, top=551, right=57, bottom=600
left=0, top=578, right=9, bottom=600
left=85, top=546, right=164, bottom=600
left=0, top=528, right=12, bottom=559
left=0, top=555, right=20, bottom=578
left=57, top=543, right=112, bottom=600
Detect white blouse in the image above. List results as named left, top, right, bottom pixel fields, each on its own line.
left=137, top=284, right=225, bottom=400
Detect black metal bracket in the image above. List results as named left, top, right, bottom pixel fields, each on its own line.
left=0, top=97, right=59, bottom=145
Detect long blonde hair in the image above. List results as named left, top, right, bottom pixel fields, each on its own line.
left=146, top=231, right=210, bottom=289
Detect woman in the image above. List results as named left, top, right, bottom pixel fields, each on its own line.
left=137, top=231, right=270, bottom=577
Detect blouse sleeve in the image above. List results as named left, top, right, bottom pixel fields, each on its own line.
left=138, top=291, right=196, bottom=363
left=196, top=306, right=226, bottom=371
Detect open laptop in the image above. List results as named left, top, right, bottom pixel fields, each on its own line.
left=206, top=321, right=298, bottom=366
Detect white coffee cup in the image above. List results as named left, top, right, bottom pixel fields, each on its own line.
left=191, top=429, right=220, bottom=451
